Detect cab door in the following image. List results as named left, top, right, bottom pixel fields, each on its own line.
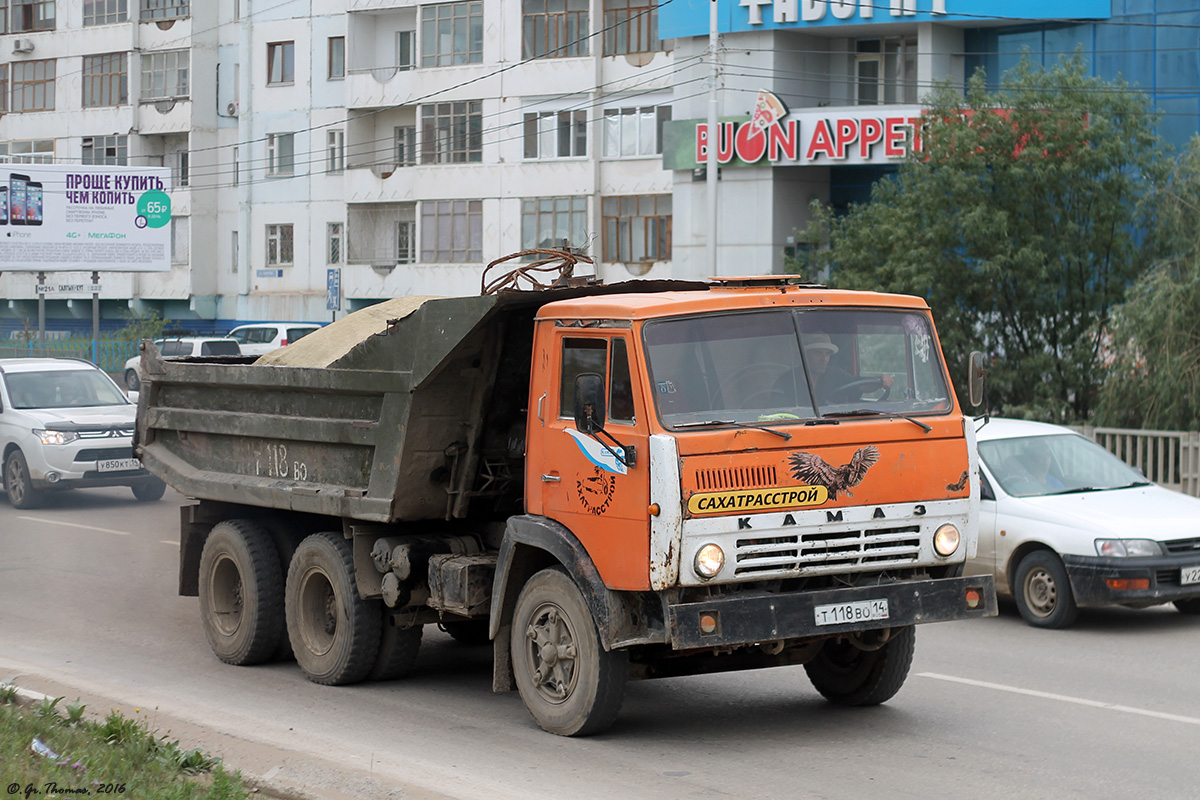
left=535, top=331, right=651, bottom=591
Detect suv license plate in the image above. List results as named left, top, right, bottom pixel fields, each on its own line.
left=98, top=458, right=140, bottom=473
left=1182, top=566, right=1200, bottom=585
left=814, top=598, right=889, bottom=627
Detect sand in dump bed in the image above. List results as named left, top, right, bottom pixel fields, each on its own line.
left=254, top=296, right=444, bottom=368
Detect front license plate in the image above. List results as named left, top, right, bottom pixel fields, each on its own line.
left=97, top=458, right=140, bottom=473
left=814, top=598, right=889, bottom=627
left=1182, top=566, right=1200, bottom=586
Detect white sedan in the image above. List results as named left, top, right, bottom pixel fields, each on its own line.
left=965, top=418, right=1200, bottom=628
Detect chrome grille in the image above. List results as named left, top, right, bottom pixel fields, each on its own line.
left=695, top=465, right=778, bottom=492
left=77, top=428, right=134, bottom=439
left=733, top=525, right=922, bottom=576
left=1162, top=537, right=1200, bottom=556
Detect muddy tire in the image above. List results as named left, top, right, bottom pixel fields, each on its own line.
left=198, top=520, right=285, bottom=666
left=286, top=531, right=382, bottom=685
left=441, top=620, right=490, bottom=646
left=1014, top=550, right=1078, bottom=629
left=4, top=450, right=40, bottom=509
left=805, top=625, right=916, bottom=706
left=368, top=617, right=423, bottom=681
left=131, top=477, right=167, bottom=502
left=510, top=567, right=627, bottom=736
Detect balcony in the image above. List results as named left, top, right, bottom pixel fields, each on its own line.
left=348, top=0, right=414, bottom=10
left=136, top=98, right=193, bottom=134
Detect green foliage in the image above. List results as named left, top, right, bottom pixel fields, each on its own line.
left=113, top=309, right=167, bottom=342
left=0, top=684, right=17, bottom=704
left=791, top=53, right=1166, bottom=421
left=65, top=698, right=87, bottom=726
left=34, top=695, right=64, bottom=722
left=1098, top=137, right=1200, bottom=430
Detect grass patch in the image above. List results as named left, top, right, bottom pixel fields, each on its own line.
left=0, top=686, right=248, bottom=799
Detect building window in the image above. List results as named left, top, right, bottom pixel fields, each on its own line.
left=141, top=49, right=188, bottom=100
left=267, top=224, right=294, bottom=266
left=394, top=126, right=417, bottom=166
left=396, top=30, right=414, bottom=70
left=268, top=41, right=295, bottom=85
left=328, top=36, right=345, bottom=79
left=327, top=130, right=344, bottom=173
left=0, top=66, right=7, bottom=113
left=602, top=105, right=671, bottom=157
left=603, top=0, right=659, bottom=56
left=267, top=133, right=295, bottom=176
left=420, top=200, right=481, bottom=262
left=175, top=149, right=189, bottom=187
left=522, top=196, right=587, bottom=252
left=420, top=2, right=483, bottom=67
left=0, top=139, right=55, bottom=163
left=12, top=0, right=55, bottom=31
left=84, top=0, right=127, bottom=26
left=523, top=111, right=586, bottom=159
left=171, top=216, right=189, bottom=264
left=856, top=35, right=917, bottom=105
left=327, top=222, right=343, bottom=264
left=602, top=195, right=671, bottom=263
left=82, top=53, right=128, bottom=108
left=231, top=230, right=239, bottom=274
left=397, top=221, right=415, bottom=264
left=11, top=59, right=55, bottom=112
left=232, top=146, right=239, bottom=186
left=140, top=0, right=188, bottom=20
left=82, top=135, right=128, bottom=166
left=523, top=0, right=588, bottom=59
left=421, top=101, right=482, bottom=164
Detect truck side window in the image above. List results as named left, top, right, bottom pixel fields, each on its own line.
left=559, top=338, right=607, bottom=418
left=609, top=338, right=635, bottom=424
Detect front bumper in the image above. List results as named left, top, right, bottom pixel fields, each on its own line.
left=1062, top=554, right=1200, bottom=607
left=27, top=440, right=150, bottom=489
left=668, top=575, right=997, bottom=649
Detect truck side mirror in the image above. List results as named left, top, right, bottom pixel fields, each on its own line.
left=573, top=373, right=606, bottom=433
left=968, top=351, right=986, bottom=409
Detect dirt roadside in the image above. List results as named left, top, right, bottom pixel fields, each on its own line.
left=1, top=665, right=460, bottom=800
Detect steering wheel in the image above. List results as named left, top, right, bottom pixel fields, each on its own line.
left=830, top=377, right=889, bottom=402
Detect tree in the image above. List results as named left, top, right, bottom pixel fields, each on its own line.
left=1097, top=138, right=1200, bottom=430
left=792, top=54, right=1166, bottom=422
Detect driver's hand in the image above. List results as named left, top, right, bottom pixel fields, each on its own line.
left=881, top=375, right=895, bottom=389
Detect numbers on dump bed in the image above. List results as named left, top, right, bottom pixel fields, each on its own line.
left=255, top=442, right=309, bottom=481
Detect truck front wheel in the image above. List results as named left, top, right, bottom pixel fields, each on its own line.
left=510, top=567, right=627, bottom=736
left=804, top=625, right=916, bottom=706
left=198, top=520, right=285, bottom=666
left=286, top=531, right=382, bottom=686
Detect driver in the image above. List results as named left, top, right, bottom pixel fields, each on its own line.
left=802, top=333, right=894, bottom=406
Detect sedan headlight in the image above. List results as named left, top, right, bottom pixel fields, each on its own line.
left=36, top=429, right=79, bottom=445
left=1095, top=539, right=1162, bottom=557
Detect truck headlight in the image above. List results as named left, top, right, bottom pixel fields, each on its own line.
left=36, top=429, right=79, bottom=445
left=1095, top=539, right=1162, bottom=557
left=694, top=544, right=725, bottom=579
left=933, top=524, right=960, bottom=557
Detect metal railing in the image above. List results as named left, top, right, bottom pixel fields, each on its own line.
left=1073, top=425, right=1200, bottom=497
left=0, top=341, right=140, bottom=374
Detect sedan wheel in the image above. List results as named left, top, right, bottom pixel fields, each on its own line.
left=1014, top=550, right=1078, bottom=629
left=4, top=450, right=40, bottom=509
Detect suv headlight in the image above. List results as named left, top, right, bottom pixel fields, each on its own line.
left=36, top=429, right=79, bottom=445
left=1095, top=539, right=1162, bottom=557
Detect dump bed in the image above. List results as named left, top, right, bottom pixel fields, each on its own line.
left=136, top=281, right=702, bottom=524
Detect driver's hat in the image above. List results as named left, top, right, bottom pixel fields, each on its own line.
left=804, top=333, right=839, bottom=354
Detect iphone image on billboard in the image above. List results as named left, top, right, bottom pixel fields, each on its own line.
left=0, top=186, right=7, bottom=225
left=9, top=173, right=28, bottom=225
left=27, top=181, right=43, bottom=225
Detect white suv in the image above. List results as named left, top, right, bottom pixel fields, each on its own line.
left=227, top=323, right=321, bottom=356
left=123, top=337, right=241, bottom=391
left=0, top=358, right=166, bottom=508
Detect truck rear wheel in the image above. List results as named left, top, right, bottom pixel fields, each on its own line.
left=510, top=567, right=627, bottom=736
left=198, top=520, right=285, bottom=666
left=804, top=625, right=915, bottom=706
left=368, top=616, right=422, bottom=681
left=286, top=531, right=382, bottom=685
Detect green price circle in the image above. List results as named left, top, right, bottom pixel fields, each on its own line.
left=136, top=190, right=172, bottom=229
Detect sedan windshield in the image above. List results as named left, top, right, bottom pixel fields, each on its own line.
left=643, top=308, right=952, bottom=428
left=4, top=369, right=128, bottom=409
left=978, top=433, right=1148, bottom=498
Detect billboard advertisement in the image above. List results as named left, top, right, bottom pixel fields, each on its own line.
left=659, top=0, right=1112, bottom=39
left=0, top=163, right=172, bottom=273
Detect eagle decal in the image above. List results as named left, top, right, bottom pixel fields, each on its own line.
left=788, top=445, right=880, bottom=500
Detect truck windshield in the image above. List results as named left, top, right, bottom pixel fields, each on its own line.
left=643, top=308, right=952, bottom=428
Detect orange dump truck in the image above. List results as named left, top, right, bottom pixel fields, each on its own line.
left=137, top=273, right=997, bottom=736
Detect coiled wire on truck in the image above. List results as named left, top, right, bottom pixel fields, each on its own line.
left=481, top=247, right=596, bottom=295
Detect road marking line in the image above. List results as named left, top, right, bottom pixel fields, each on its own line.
left=919, top=672, right=1200, bottom=727
left=17, top=516, right=133, bottom=536
left=160, top=540, right=179, bottom=546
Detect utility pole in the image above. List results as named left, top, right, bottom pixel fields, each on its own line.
left=705, top=0, right=720, bottom=279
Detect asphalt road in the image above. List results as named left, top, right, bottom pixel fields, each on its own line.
left=2, top=486, right=1198, bottom=799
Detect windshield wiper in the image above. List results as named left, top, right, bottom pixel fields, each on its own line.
left=820, top=409, right=932, bottom=434
left=1045, top=486, right=1104, bottom=495
left=673, top=419, right=793, bottom=441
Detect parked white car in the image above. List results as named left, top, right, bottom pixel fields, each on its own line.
left=965, top=418, right=1200, bottom=628
left=227, top=323, right=321, bottom=356
left=123, top=337, right=241, bottom=391
left=1, top=358, right=166, bottom=508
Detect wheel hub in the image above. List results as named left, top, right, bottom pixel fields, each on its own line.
left=1027, top=569, right=1057, bottom=615
left=523, top=602, right=578, bottom=704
